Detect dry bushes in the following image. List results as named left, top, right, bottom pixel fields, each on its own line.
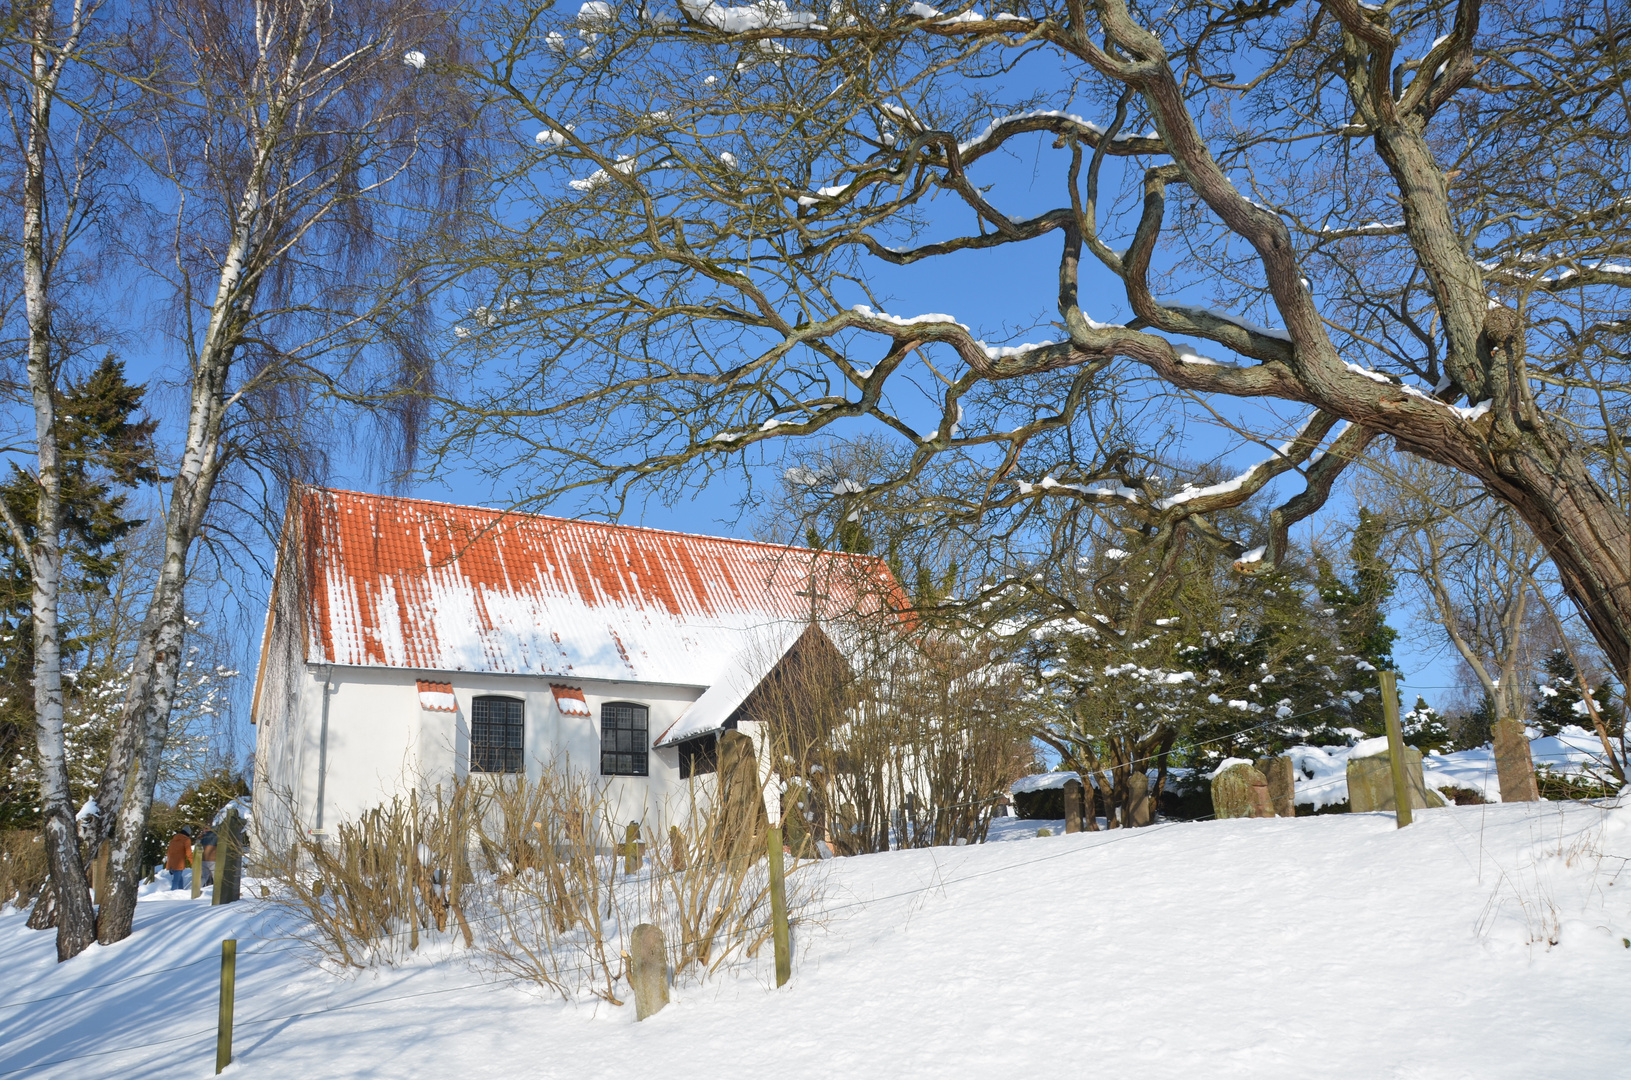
left=262, top=784, right=475, bottom=967
left=743, top=623, right=1035, bottom=855
left=265, top=756, right=818, bottom=1002
left=473, top=755, right=796, bottom=1000
left=1, top=829, right=48, bottom=910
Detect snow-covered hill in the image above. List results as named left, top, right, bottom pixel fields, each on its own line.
left=5, top=799, right=1631, bottom=1078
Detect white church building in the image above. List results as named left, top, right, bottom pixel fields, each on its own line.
left=249, top=487, right=902, bottom=844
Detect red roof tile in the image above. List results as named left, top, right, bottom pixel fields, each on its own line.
left=290, top=487, right=904, bottom=686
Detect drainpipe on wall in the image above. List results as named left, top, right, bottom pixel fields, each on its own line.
left=314, top=664, right=333, bottom=836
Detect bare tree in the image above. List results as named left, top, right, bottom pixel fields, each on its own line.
left=431, top=0, right=1630, bottom=698
left=0, top=0, right=125, bottom=959
left=83, top=0, right=472, bottom=948
left=1370, top=456, right=1544, bottom=799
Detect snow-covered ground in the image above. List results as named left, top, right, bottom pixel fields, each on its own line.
left=6, top=799, right=1631, bottom=1078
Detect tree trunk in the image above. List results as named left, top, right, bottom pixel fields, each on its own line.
left=14, top=0, right=95, bottom=961
left=94, top=132, right=262, bottom=945
left=1491, top=444, right=1631, bottom=689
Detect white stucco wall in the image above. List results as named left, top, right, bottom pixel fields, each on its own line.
left=255, top=663, right=713, bottom=846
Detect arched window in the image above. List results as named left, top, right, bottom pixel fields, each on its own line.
left=600, top=702, right=649, bottom=776
left=471, top=696, right=524, bottom=773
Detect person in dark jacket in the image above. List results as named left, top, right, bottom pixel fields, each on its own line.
left=165, top=827, right=193, bottom=890
left=199, top=827, right=217, bottom=888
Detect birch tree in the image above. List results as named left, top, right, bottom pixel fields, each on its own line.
left=80, top=0, right=471, bottom=949
left=432, top=0, right=1631, bottom=695
left=0, top=0, right=125, bottom=960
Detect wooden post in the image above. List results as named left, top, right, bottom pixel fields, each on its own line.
left=1379, top=670, right=1413, bottom=829
left=767, top=825, right=790, bottom=988
left=215, top=938, right=236, bottom=1074
left=191, top=842, right=203, bottom=899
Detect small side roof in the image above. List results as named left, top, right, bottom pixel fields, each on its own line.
left=654, top=622, right=828, bottom=747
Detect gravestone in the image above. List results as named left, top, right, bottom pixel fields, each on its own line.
left=1062, top=778, right=1084, bottom=834
left=1255, top=756, right=1298, bottom=817
left=1125, top=772, right=1152, bottom=827
left=623, top=821, right=641, bottom=876
left=212, top=808, right=245, bottom=905
left=1346, top=747, right=1448, bottom=812
left=1492, top=719, right=1540, bottom=802
left=717, top=730, right=768, bottom=860
left=669, top=825, right=688, bottom=871
left=1211, top=763, right=1266, bottom=819
left=628, top=923, right=670, bottom=1020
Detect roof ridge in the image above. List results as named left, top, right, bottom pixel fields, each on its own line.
left=302, top=484, right=881, bottom=562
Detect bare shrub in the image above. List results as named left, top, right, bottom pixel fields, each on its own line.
left=472, top=754, right=809, bottom=1001
left=261, top=784, right=475, bottom=967
left=742, top=619, right=1035, bottom=854
left=264, top=757, right=821, bottom=1002
left=1, top=829, right=48, bottom=910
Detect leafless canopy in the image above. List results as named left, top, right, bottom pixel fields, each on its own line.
left=432, top=0, right=1630, bottom=674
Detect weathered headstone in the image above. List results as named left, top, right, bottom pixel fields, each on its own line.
left=717, top=730, right=768, bottom=860
left=1346, top=747, right=1448, bottom=812
left=628, top=923, right=670, bottom=1020
left=669, top=825, right=688, bottom=871
left=1125, top=772, right=1152, bottom=827
left=213, top=808, right=245, bottom=905
left=1211, top=762, right=1266, bottom=819
left=1062, top=778, right=1084, bottom=834
left=1035, top=827, right=1053, bottom=837
left=623, top=821, right=641, bottom=876
left=1492, top=719, right=1540, bottom=802
left=1255, top=756, right=1298, bottom=817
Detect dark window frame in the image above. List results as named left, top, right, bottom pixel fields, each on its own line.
left=600, top=701, right=650, bottom=776
left=470, top=695, right=525, bottom=774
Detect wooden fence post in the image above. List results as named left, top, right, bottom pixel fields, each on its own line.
left=191, top=843, right=203, bottom=899
left=1379, top=670, right=1413, bottom=829
left=767, top=825, right=790, bottom=988
left=216, top=938, right=237, bottom=1074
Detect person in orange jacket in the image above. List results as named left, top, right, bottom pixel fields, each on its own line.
left=165, top=827, right=193, bottom=890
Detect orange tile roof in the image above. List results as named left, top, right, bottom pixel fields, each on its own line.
left=290, top=486, right=904, bottom=686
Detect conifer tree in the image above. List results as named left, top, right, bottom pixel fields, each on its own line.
left=0, top=358, right=158, bottom=827
left=1316, top=508, right=1398, bottom=735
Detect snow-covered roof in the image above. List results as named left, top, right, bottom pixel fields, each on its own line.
left=287, top=487, right=904, bottom=688
left=653, top=621, right=814, bottom=747
left=1010, top=771, right=1081, bottom=794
